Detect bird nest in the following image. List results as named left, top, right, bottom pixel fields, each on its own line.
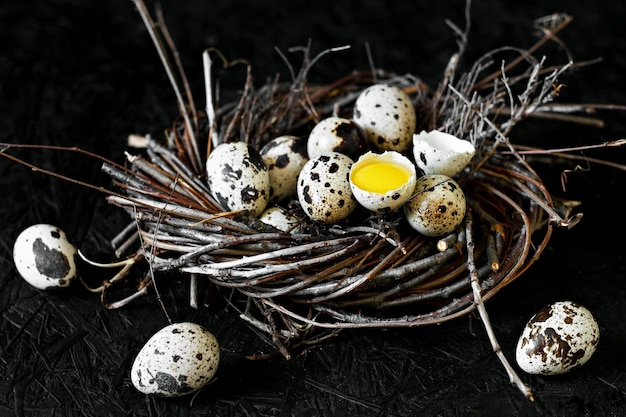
left=99, top=6, right=594, bottom=357
left=3, top=2, right=623, bottom=400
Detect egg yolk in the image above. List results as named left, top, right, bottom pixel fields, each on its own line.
left=351, top=161, right=412, bottom=194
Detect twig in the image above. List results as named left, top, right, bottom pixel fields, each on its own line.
left=131, top=0, right=202, bottom=173
left=465, top=209, right=534, bottom=400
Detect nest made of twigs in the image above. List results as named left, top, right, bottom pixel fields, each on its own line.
left=96, top=9, right=599, bottom=361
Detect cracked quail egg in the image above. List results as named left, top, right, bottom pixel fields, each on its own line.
left=413, top=130, right=476, bottom=177
left=259, top=206, right=303, bottom=233
left=206, top=141, right=270, bottom=216
left=349, top=151, right=416, bottom=213
left=297, top=152, right=357, bottom=224
left=260, top=135, right=308, bottom=203
left=515, top=301, right=600, bottom=375
left=131, top=322, right=220, bottom=397
left=404, top=174, right=466, bottom=237
left=353, top=84, right=416, bottom=152
left=13, top=224, right=79, bottom=290
left=307, top=116, right=367, bottom=160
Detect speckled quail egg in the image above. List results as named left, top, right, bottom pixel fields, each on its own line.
left=206, top=141, right=270, bottom=216
left=297, top=152, right=357, bottom=224
left=307, top=116, right=367, bottom=160
left=260, top=135, right=308, bottom=203
left=403, top=174, right=466, bottom=237
left=353, top=84, right=416, bottom=152
left=515, top=301, right=600, bottom=375
left=13, top=224, right=79, bottom=290
left=259, top=206, right=303, bottom=233
left=413, top=130, right=476, bottom=177
left=131, top=322, right=220, bottom=397
left=349, top=151, right=416, bottom=213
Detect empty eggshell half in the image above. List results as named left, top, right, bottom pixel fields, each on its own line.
left=413, top=130, right=475, bottom=177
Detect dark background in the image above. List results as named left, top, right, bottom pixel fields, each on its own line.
left=1, top=1, right=626, bottom=416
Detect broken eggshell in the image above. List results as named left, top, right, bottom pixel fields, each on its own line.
left=131, top=322, right=220, bottom=397
left=13, top=224, right=79, bottom=290
left=515, top=301, right=600, bottom=375
left=259, top=206, right=303, bottom=233
left=413, top=130, right=475, bottom=177
left=349, top=151, right=416, bottom=213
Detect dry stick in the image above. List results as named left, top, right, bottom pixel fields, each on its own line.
left=464, top=209, right=534, bottom=400
left=103, top=280, right=152, bottom=310
left=146, top=231, right=302, bottom=272
left=77, top=251, right=142, bottom=288
left=156, top=4, right=199, bottom=135
left=476, top=57, right=603, bottom=91
left=430, top=0, right=471, bottom=127
left=0, top=145, right=148, bottom=204
left=110, top=221, right=138, bottom=248
left=145, top=138, right=218, bottom=207
left=131, top=0, right=202, bottom=173
left=472, top=13, right=574, bottom=91
left=127, top=153, right=200, bottom=203
left=203, top=50, right=221, bottom=150
left=505, top=140, right=626, bottom=172
left=134, top=203, right=173, bottom=324
left=180, top=238, right=364, bottom=281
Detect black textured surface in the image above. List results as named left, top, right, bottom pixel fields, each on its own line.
left=1, top=1, right=626, bottom=416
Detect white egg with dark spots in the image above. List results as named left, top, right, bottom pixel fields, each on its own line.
left=206, top=141, right=270, bottom=216
left=13, top=224, right=78, bottom=290
left=515, top=301, right=600, bottom=375
left=403, top=175, right=466, bottom=237
left=306, top=116, right=367, bottom=160
left=260, top=135, right=308, bottom=203
left=131, top=322, right=220, bottom=397
left=297, top=152, right=357, bottom=224
left=353, top=84, right=416, bottom=152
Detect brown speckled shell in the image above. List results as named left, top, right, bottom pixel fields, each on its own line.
left=403, top=175, right=466, bottom=237
left=515, top=301, right=600, bottom=375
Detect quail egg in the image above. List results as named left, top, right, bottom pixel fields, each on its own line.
left=404, top=175, right=466, bottom=237
left=349, top=151, right=416, bottom=213
left=307, top=116, right=367, bottom=160
left=131, top=322, right=220, bottom=397
left=13, top=224, right=79, bottom=290
left=353, top=84, right=416, bottom=152
left=260, top=135, right=308, bottom=203
left=206, top=141, right=270, bottom=216
left=515, top=301, right=600, bottom=375
left=297, top=152, right=357, bottom=224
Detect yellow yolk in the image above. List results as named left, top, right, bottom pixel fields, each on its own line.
left=351, top=161, right=412, bottom=194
